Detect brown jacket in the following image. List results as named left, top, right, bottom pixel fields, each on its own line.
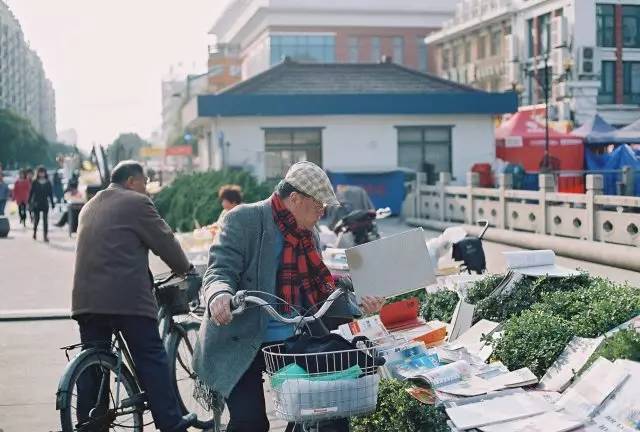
left=72, top=183, right=190, bottom=319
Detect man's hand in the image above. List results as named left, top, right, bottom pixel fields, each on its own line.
left=360, top=296, right=386, bottom=315
left=209, top=293, right=233, bottom=326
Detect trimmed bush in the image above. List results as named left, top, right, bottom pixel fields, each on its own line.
left=420, top=290, right=460, bottom=323
left=154, top=169, right=272, bottom=232
left=590, top=329, right=640, bottom=365
left=351, top=379, right=450, bottom=432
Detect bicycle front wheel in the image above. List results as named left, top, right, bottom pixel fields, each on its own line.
left=59, top=351, right=144, bottom=432
left=167, top=319, right=222, bottom=430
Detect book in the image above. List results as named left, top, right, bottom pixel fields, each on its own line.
left=405, top=386, right=437, bottom=405
left=448, top=319, right=500, bottom=354
left=406, top=360, right=473, bottom=389
left=538, top=336, right=605, bottom=393
left=447, top=299, right=476, bottom=343
left=556, top=357, right=629, bottom=420
left=337, top=315, right=389, bottom=341
left=445, top=391, right=553, bottom=430
left=379, top=298, right=425, bottom=332
left=479, top=411, right=583, bottom=432
left=437, top=367, right=537, bottom=397
left=503, top=250, right=581, bottom=278
left=400, top=320, right=448, bottom=346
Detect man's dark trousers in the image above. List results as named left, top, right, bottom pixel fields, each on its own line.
left=75, top=314, right=186, bottom=432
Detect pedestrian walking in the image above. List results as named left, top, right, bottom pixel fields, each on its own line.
left=25, top=168, right=34, bottom=223
left=28, top=166, right=54, bottom=242
left=0, top=173, right=9, bottom=215
left=12, top=170, right=31, bottom=226
left=52, top=171, right=64, bottom=209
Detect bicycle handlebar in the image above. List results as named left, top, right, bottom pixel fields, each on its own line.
left=230, top=287, right=348, bottom=325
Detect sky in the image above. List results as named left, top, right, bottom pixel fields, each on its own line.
left=5, top=0, right=231, bottom=150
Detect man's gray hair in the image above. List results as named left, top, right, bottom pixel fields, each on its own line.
left=111, top=160, right=144, bottom=185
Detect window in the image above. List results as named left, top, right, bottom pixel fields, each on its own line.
left=264, top=128, right=322, bottom=180
left=599, top=61, right=616, bottom=104
left=397, top=126, right=452, bottom=184
left=477, top=35, right=486, bottom=59
left=452, top=45, right=459, bottom=68
left=527, top=19, right=535, bottom=57
left=597, top=4, right=616, bottom=48
left=623, top=62, right=640, bottom=104
left=538, top=13, right=551, bottom=55
left=270, top=35, right=336, bottom=65
left=490, top=30, right=502, bottom=57
left=417, top=37, right=428, bottom=72
left=392, top=37, right=404, bottom=64
left=371, top=37, right=381, bottom=62
left=464, top=41, right=471, bottom=63
left=623, top=6, right=640, bottom=48
left=348, top=37, right=358, bottom=63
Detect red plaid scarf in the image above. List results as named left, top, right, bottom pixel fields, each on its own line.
left=271, top=193, right=334, bottom=312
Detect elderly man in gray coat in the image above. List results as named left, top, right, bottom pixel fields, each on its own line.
left=193, top=162, right=382, bottom=431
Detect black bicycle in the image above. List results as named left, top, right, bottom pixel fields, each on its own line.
left=56, top=271, right=220, bottom=431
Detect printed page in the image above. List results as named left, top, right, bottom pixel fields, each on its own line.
left=413, top=360, right=472, bottom=388
left=487, top=368, right=538, bottom=389
left=449, top=319, right=500, bottom=352
left=589, top=359, right=640, bottom=431
left=446, top=392, right=553, bottom=430
left=337, top=315, right=388, bottom=341
left=556, top=357, right=629, bottom=420
left=479, top=411, right=583, bottom=432
left=539, top=336, right=604, bottom=392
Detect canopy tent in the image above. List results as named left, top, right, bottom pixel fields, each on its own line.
left=585, top=144, right=640, bottom=195
left=572, top=114, right=618, bottom=146
left=495, top=111, right=584, bottom=192
left=611, top=117, right=640, bottom=144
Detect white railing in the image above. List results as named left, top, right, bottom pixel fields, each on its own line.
left=403, top=172, right=640, bottom=248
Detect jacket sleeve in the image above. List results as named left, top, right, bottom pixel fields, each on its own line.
left=203, top=208, right=246, bottom=306
left=134, top=196, right=191, bottom=274
left=28, top=181, right=35, bottom=204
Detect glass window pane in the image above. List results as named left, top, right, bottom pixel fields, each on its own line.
left=371, top=37, right=381, bottom=62
left=265, top=130, right=293, bottom=146
left=292, top=129, right=321, bottom=145
left=397, top=128, right=422, bottom=143
left=398, top=143, right=423, bottom=172
left=393, top=37, right=404, bottom=64
left=424, top=127, right=451, bottom=142
left=348, top=36, right=358, bottom=63
left=623, top=6, right=640, bottom=48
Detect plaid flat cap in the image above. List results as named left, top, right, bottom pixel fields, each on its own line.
left=284, top=161, right=339, bottom=206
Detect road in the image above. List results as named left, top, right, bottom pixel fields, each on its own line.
left=0, top=212, right=639, bottom=432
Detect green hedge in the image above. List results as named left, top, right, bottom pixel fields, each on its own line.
left=351, top=379, right=450, bottom=432
left=154, top=169, right=272, bottom=232
left=420, top=290, right=460, bottom=323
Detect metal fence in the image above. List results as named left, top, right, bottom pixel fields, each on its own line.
left=402, top=172, right=640, bottom=248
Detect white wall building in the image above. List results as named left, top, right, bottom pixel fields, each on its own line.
left=58, top=129, right=78, bottom=147
left=426, top=0, right=640, bottom=127
left=0, top=1, right=56, bottom=141
left=209, top=0, right=456, bottom=80
left=184, top=60, right=516, bottom=183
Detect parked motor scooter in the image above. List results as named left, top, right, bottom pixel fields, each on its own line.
left=451, top=219, right=489, bottom=274
left=331, top=207, right=391, bottom=249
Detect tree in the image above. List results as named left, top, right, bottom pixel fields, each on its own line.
left=107, top=133, right=150, bottom=165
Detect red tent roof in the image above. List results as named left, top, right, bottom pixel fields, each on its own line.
left=496, top=111, right=578, bottom=140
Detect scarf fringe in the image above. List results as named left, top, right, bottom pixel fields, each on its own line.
left=193, top=378, right=226, bottom=415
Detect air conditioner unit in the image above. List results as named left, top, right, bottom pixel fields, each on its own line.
left=551, top=47, right=570, bottom=72
left=578, top=46, right=599, bottom=77
left=504, top=34, right=518, bottom=62
left=507, top=61, right=520, bottom=84
left=550, top=16, right=568, bottom=48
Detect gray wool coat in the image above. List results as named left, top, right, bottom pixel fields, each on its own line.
left=192, top=199, right=282, bottom=398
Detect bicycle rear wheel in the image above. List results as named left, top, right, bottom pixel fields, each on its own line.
left=59, top=351, right=144, bottom=432
left=167, top=319, right=222, bottom=430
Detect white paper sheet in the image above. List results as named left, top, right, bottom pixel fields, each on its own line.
left=503, top=250, right=581, bottom=278
left=539, top=336, right=604, bottom=392
left=480, top=411, right=583, bottom=432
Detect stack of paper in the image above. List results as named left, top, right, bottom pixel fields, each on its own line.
left=556, top=357, right=629, bottom=420
left=479, top=411, right=583, bottom=432
left=503, top=250, right=581, bottom=278
left=445, top=391, right=553, bottom=430
left=448, top=319, right=501, bottom=361
left=538, top=336, right=604, bottom=392
left=437, top=367, right=538, bottom=397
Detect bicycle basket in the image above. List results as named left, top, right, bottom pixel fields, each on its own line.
left=262, top=343, right=382, bottom=423
left=155, top=275, right=202, bottom=316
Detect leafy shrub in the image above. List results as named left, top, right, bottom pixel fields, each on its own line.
left=492, top=309, right=575, bottom=378
left=154, top=169, right=272, bottom=232
left=465, top=274, right=503, bottom=304
left=421, top=290, right=460, bottom=323
left=468, top=273, right=591, bottom=324
left=535, top=279, right=640, bottom=338
left=590, top=330, right=640, bottom=365
left=351, top=379, right=450, bottom=432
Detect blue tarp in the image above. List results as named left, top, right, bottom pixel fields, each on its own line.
left=611, top=117, right=640, bottom=144
left=573, top=114, right=618, bottom=146
left=327, top=170, right=406, bottom=215
left=584, top=144, right=640, bottom=195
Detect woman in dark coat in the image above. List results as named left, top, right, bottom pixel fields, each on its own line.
left=28, top=166, right=55, bottom=242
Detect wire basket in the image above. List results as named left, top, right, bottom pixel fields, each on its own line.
left=262, top=343, right=382, bottom=424
left=155, top=274, right=202, bottom=316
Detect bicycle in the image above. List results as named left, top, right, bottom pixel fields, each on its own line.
left=229, top=286, right=385, bottom=432
left=55, top=271, right=219, bottom=432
